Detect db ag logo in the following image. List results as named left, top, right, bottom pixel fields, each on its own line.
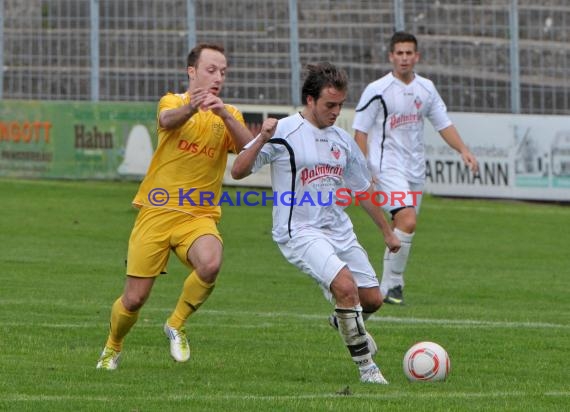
left=148, top=188, right=169, bottom=206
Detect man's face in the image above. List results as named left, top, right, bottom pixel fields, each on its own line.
left=188, top=48, right=227, bottom=95
left=306, top=86, right=346, bottom=129
left=389, top=41, right=419, bottom=79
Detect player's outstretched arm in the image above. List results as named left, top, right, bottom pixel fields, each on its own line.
left=231, top=118, right=278, bottom=180
left=359, top=185, right=401, bottom=253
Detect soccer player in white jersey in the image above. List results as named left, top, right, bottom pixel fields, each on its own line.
left=353, top=31, right=479, bottom=305
left=231, top=63, right=401, bottom=384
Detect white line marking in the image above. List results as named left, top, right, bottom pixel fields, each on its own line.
left=203, top=309, right=570, bottom=329
left=0, top=308, right=567, bottom=329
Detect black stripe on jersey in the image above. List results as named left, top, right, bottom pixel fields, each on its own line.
left=355, top=94, right=384, bottom=113
left=355, top=94, right=388, bottom=174
left=268, top=137, right=297, bottom=239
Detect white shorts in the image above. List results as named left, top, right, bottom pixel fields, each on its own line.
left=278, top=232, right=379, bottom=303
left=374, top=173, right=424, bottom=214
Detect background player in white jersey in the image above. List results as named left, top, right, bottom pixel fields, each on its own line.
left=353, top=31, right=479, bottom=305
left=231, top=63, right=401, bottom=384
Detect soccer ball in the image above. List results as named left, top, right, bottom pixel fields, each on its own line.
left=403, top=341, right=450, bottom=382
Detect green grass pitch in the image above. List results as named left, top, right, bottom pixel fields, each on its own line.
left=0, top=178, right=568, bottom=411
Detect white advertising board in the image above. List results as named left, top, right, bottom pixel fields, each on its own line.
left=424, top=112, right=570, bottom=201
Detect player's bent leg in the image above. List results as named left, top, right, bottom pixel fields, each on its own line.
left=168, top=271, right=216, bottom=329
left=329, top=267, right=359, bottom=307
left=330, top=269, right=387, bottom=383
left=181, top=236, right=222, bottom=318
left=186, top=234, right=223, bottom=283
left=328, top=286, right=381, bottom=357
left=334, top=306, right=387, bottom=384
left=164, top=235, right=222, bottom=363
left=97, top=276, right=154, bottom=370
left=165, top=270, right=216, bottom=363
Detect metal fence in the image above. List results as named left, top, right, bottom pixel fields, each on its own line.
left=2, top=0, right=569, bottom=114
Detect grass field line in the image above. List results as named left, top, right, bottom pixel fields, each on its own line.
left=195, top=309, right=570, bottom=330
left=3, top=391, right=569, bottom=403
left=2, top=307, right=567, bottom=330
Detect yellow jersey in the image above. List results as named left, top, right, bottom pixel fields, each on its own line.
left=132, top=92, right=243, bottom=221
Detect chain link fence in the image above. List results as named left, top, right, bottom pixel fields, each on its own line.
left=2, top=0, right=569, bottom=114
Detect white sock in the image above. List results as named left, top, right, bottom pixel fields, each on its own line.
left=380, top=228, right=414, bottom=296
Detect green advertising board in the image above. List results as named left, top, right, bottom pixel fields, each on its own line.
left=0, top=100, right=157, bottom=179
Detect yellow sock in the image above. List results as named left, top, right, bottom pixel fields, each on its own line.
left=105, top=296, right=139, bottom=352
left=167, top=271, right=215, bottom=329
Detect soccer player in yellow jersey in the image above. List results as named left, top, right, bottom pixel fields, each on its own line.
left=96, top=43, right=277, bottom=370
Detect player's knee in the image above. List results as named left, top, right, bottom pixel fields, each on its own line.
left=393, top=207, right=417, bottom=232
left=331, top=284, right=359, bottom=307
left=195, top=260, right=222, bottom=283
left=122, top=293, right=147, bottom=312
left=397, top=216, right=416, bottom=233
left=404, top=222, right=416, bottom=233
left=362, top=297, right=383, bottom=313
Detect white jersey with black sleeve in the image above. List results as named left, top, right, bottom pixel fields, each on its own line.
left=248, top=113, right=372, bottom=244
left=352, top=72, right=452, bottom=183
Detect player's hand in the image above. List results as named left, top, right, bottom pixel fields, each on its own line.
left=462, top=150, right=479, bottom=174
left=260, top=118, right=278, bottom=142
left=189, top=87, right=209, bottom=112
left=385, top=232, right=401, bottom=253
left=201, top=93, right=225, bottom=115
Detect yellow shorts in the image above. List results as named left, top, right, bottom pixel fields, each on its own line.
left=126, top=207, right=222, bottom=277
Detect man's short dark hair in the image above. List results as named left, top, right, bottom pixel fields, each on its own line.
left=187, top=43, right=225, bottom=68
left=390, top=31, right=418, bottom=52
left=301, top=62, right=348, bottom=105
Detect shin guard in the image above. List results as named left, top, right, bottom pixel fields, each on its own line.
left=334, top=306, right=373, bottom=370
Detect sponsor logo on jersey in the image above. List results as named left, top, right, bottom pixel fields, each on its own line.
left=390, top=113, right=423, bottom=129
left=177, top=139, right=216, bottom=158
left=300, top=164, right=344, bottom=185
